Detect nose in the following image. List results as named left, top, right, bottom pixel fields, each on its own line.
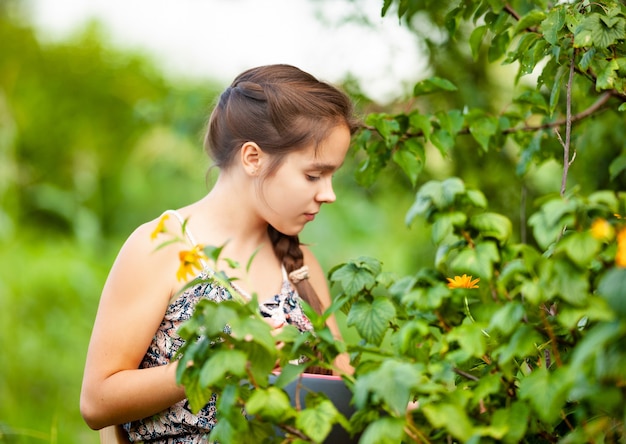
left=316, top=177, right=336, bottom=204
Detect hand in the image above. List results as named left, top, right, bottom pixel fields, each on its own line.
left=264, top=317, right=286, bottom=334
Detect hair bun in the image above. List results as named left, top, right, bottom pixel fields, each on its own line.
left=233, top=81, right=266, bottom=101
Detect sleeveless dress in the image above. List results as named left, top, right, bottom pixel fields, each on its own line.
left=122, top=211, right=314, bottom=443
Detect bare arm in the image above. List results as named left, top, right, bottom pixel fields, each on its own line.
left=80, top=222, right=187, bottom=429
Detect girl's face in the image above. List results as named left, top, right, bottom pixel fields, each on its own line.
left=258, top=124, right=351, bottom=236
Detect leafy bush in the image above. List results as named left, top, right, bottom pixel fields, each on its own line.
left=176, top=1, right=626, bottom=443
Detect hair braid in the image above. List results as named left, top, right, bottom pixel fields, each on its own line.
left=267, top=225, right=323, bottom=315
left=267, top=226, right=333, bottom=375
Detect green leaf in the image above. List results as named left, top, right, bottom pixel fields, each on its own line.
left=347, top=296, right=396, bottom=346
left=408, top=111, right=432, bottom=141
left=579, top=47, right=596, bottom=71
left=557, top=231, right=601, bottom=268
left=394, top=320, right=430, bottom=355
left=588, top=190, right=619, bottom=211
left=353, top=360, right=421, bottom=414
left=441, top=177, right=467, bottom=206
left=488, top=301, right=525, bottom=335
left=422, top=401, right=474, bottom=441
left=209, top=385, right=250, bottom=442
left=296, top=398, right=338, bottom=443
left=199, top=349, right=248, bottom=387
left=401, top=284, right=449, bottom=310
left=330, top=258, right=380, bottom=297
left=432, top=211, right=467, bottom=244
left=413, top=76, right=457, bottom=96
left=557, top=296, right=615, bottom=329
left=450, top=241, right=500, bottom=280
left=359, top=417, right=406, bottom=444
left=514, top=90, right=548, bottom=111
left=541, top=7, right=566, bottom=45
left=514, top=10, right=546, bottom=33
left=494, top=324, right=542, bottom=364
left=597, top=268, right=626, bottom=316
left=229, top=316, right=276, bottom=352
left=181, top=368, right=215, bottom=413
left=468, top=115, right=499, bottom=151
left=596, top=58, right=620, bottom=91
left=470, top=212, right=512, bottom=242
left=610, top=155, right=626, bottom=181
left=518, top=367, right=572, bottom=424
left=469, top=25, right=488, bottom=60
left=392, top=139, right=425, bottom=186
left=491, top=401, right=530, bottom=443
left=203, top=243, right=226, bottom=264
left=466, top=189, right=488, bottom=208
left=488, top=30, right=510, bottom=62
left=406, top=180, right=443, bottom=224
left=570, top=321, right=624, bottom=369
left=574, top=13, right=626, bottom=49
left=540, top=259, right=589, bottom=306
left=365, top=113, right=400, bottom=145
left=549, top=67, right=565, bottom=117
left=246, top=386, right=293, bottom=422
left=431, top=129, right=455, bottom=156
left=528, top=197, right=577, bottom=249
left=438, top=109, right=465, bottom=135
left=448, top=322, right=488, bottom=358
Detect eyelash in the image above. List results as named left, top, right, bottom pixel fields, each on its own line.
left=306, top=175, right=321, bottom=182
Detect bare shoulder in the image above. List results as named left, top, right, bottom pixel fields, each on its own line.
left=300, top=245, right=332, bottom=305
left=104, top=213, right=189, bottom=307
left=300, top=245, right=325, bottom=277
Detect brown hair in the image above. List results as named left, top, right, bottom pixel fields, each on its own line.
left=204, top=64, right=358, bottom=314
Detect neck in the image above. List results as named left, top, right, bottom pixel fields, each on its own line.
left=195, top=171, right=269, bottom=248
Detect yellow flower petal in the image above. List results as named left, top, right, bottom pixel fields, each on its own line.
left=176, top=245, right=207, bottom=281
left=447, top=274, right=480, bottom=289
left=151, top=214, right=170, bottom=240
left=616, top=228, right=626, bottom=268
left=590, top=218, right=614, bottom=242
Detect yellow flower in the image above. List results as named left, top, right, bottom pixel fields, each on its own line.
left=590, top=218, right=614, bottom=242
left=447, top=274, right=480, bottom=289
left=151, top=213, right=170, bottom=240
left=616, top=228, right=626, bottom=268
left=176, top=245, right=207, bottom=281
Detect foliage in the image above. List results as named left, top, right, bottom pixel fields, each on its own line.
left=176, top=1, right=626, bottom=443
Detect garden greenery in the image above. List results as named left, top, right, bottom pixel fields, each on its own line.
left=174, top=1, right=626, bottom=443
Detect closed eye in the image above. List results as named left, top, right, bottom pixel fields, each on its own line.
left=306, top=174, right=321, bottom=182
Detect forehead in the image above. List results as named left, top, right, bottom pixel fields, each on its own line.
left=290, top=125, right=351, bottom=170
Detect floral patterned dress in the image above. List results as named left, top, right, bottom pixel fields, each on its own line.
left=122, top=267, right=313, bottom=443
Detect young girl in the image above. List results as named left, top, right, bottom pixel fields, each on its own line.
left=80, top=64, right=359, bottom=443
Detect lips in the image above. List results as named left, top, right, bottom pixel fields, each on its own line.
left=304, top=213, right=317, bottom=222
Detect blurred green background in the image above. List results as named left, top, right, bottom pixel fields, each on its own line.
left=2, top=1, right=622, bottom=442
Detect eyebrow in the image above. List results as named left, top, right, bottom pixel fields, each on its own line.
left=309, top=161, right=344, bottom=172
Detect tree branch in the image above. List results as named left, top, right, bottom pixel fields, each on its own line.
left=361, top=92, right=616, bottom=143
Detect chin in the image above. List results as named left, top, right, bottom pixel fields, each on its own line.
left=273, top=224, right=304, bottom=237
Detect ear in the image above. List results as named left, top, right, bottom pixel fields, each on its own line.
left=240, top=141, right=265, bottom=176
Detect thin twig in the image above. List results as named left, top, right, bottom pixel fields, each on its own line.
left=453, top=367, right=480, bottom=381
left=539, top=309, right=563, bottom=367
left=559, top=49, right=576, bottom=196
